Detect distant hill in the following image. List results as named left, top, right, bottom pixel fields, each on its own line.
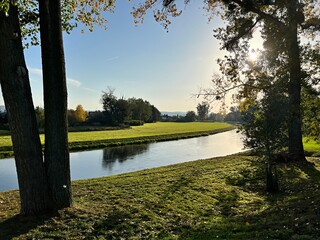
left=161, top=111, right=186, bottom=117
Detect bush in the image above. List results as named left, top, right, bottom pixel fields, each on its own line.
left=124, top=120, right=144, bottom=126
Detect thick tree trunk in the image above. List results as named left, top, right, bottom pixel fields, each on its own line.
left=0, top=6, right=50, bottom=215
left=39, top=0, right=72, bottom=209
left=286, top=1, right=305, bottom=161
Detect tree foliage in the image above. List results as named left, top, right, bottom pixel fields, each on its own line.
left=302, top=88, right=320, bottom=141
left=197, top=101, right=210, bottom=121
left=101, top=88, right=161, bottom=125
left=35, top=106, right=45, bottom=128
left=0, top=0, right=116, bottom=47
left=242, top=84, right=289, bottom=156
left=138, top=0, right=319, bottom=160
left=185, top=111, right=197, bottom=122
left=74, top=104, right=87, bottom=123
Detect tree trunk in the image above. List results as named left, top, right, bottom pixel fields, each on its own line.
left=0, top=5, right=50, bottom=215
left=39, top=0, right=72, bottom=209
left=286, top=1, right=305, bottom=161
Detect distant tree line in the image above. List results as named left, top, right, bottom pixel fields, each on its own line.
left=162, top=102, right=242, bottom=123
left=101, top=89, right=161, bottom=126
left=31, top=89, right=161, bottom=128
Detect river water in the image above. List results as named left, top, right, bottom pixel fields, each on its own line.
left=0, top=129, right=244, bottom=191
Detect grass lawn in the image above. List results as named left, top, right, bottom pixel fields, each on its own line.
left=0, top=155, right=319, bottom=239
left=303, top=137, right=320, bottom=153
left=67, top=122, right=232, bottom=142
left=0, top=122, right=233, bottom=158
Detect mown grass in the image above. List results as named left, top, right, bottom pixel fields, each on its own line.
left=1, top=155, right=319, bottom=239
left=0, top=122, right=233, bottom=158
left=303, top=137, right=320, bottom=154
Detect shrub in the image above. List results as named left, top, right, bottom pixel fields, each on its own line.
left=124, top=120, right=144, bottom=126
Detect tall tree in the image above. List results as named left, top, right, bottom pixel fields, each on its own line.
left=0, top=4, right=50, bottom=215
left=135, top=0, right=320, bottom=161
left=197, top=102, right=210, bottom=121
left=0, top=0, right=114, bottom=215
left=39, top=0, right=72, bottom=209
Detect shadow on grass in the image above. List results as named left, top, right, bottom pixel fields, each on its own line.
left=160, top=169, right=200, bottom=201
left=0, top=213, right=54, bottom=240
left=178, top=158, right=320, bottom=240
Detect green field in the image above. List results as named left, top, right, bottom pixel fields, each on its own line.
left=67, top=122, right=232, bottom=142
left=0, top=122, right=233, bottom=158
left=1, top=155, right=319, bottom=239
left=1, top=122, right=320, bottom=158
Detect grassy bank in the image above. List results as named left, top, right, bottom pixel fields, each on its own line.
left=1, top=155, right=319, bottom=239
left=0, top=122, right=233, bottom=158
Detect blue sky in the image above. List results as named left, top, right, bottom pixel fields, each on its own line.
left=0, top=1, right=228, bottom=112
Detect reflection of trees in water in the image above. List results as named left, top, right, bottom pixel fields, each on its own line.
left=102, top=144, right=149, bottom=170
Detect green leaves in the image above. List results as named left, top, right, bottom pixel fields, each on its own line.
left=0, top=1, right=10, bottom=14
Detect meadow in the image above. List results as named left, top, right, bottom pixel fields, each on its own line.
left=0, top=122, right=233, bottom=158
left=1, top=155, right=319, bottom=239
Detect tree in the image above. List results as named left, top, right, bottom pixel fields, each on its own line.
left=101, top=89, right=160, bottom=125
left=208, top=112, right=224, bottom=122
left=39, top=0, right=72, bottom=209
left=19, top=0, right=115, bottom=47
left=128, top=98, right=152, bottom=122
left=74, top=104, right=87, bottom=123
left=87, top=110, right=106, bottom=125
left=101, top=88, right=119, bottom=125
left=114, top=98, right=130, bottom=124
left=302, top=88, right=320, bottom=141
left=184, top=111, right=197, bottom=122
left=35, top=106, right=45, bottom=128
left=67, top=109, right=77, bottom=127
left=0, top=0, right=115, bottom=215
left=0, top=4, right=50, bottom=214
left=149, top=105, right=161, bottom=122
left=242, top=83, right=289, bottom=192
left=197, top=102, right=209, bottom=121
left=224, top=106, right=242, bottom=123
left=134, top=1, right=319, bottom=161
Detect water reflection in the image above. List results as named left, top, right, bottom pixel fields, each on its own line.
left=102, top=144, right=149, bottom=170
left=0, top=129, right=244, bottom=191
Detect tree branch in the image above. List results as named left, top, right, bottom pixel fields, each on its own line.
left=301, top=17, right=320, bottom=31
left=231, top=0, right=285, bottom=27
left=224, top=16, right=262, bottom=51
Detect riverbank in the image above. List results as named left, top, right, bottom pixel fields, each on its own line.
left=0, top=122, right=233, bottom=158
left=1, top=155, right=319, bottom=239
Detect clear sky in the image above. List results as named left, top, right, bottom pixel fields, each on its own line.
left=0, top=1, right=228, bottom=112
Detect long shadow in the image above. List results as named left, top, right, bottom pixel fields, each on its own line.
left=0, top=213, right=54, bottom=240
left=159, top=168, right=201, bottom=202
left=178, top=158, right=320, bottom=239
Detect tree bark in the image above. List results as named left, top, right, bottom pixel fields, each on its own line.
left=39, top=0, right=72, bottom=209
left=286, top=1, right=305, bottom=161
left=0, top=5, right=50, bottom=215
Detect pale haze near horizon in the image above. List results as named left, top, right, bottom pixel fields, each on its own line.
left=0, top=1, right=240, bottom=113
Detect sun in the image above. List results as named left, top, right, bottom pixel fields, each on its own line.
left=248, top=50, right=258, bottom=62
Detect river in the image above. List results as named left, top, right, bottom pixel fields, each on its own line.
left=0, top=129, right=244, bottom=191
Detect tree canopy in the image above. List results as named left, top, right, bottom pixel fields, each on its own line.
left=101, top=88, right=161, bottom=125
left=137, top=0, right=319, bottom=160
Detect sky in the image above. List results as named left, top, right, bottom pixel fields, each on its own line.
left=0, top=1, right=230, bottom=113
